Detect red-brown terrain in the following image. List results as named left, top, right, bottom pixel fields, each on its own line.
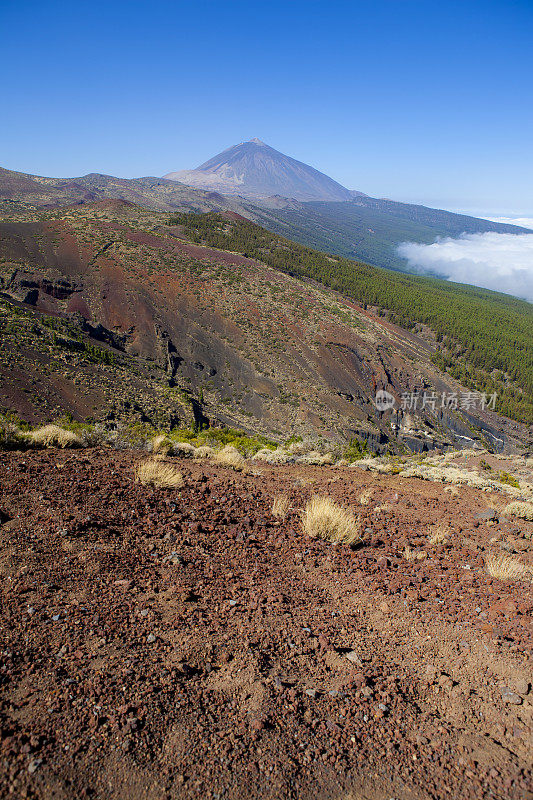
left=0, top=202, right=528, bottom=452
left=0, top=448, right=532, bottom=799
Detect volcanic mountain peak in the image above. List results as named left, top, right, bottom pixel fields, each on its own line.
left=164, top=139, right=353, bottom=202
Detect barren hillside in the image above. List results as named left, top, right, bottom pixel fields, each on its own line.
left=0, top=202, right=528, bottom=452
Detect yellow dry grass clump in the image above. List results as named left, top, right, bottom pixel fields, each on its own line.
left=358, top=488, right=373, bottom=506
left=212, top=445, right=245, bottom=471
left=300, top=451, right=335, bottom=466
left=358, top=489, right=373, bottom=506
left=252, top=447, right=293, bottom=465
left=135, top=460, right=184, bottom=488
left=301, top=495, right=361, bottom=546
left=193, top=445, right=215, bottom=459
left=428, top=526, right=449, bottom=545
left=271, top=494, right=290, bottom=519
left=26, top=425, right=83, bottom=449
left=151, top=434, right=172, bottom=455
left=503, top=501, right=533, bottom=521
left=172, top=441, right=196, bottom=458
left=485, top=552, right=531, bottom=582
left=373, top=503, right=392, bottom=515
left=443, top=486, right=459, bottom=497
left=403, top=546, right=427, bottom=561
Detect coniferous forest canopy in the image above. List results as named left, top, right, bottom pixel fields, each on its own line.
left=169, top=212, right=533, bottom=425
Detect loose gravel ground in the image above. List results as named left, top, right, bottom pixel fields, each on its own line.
left=0, top=449, right=532, bottom=799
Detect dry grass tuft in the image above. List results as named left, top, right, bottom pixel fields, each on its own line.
left=298, top=450, right=335, bottom=466
left=359, top=488, right=373, bottom=506
left=373, top=503, right=392, bottom=515
left=301, top=495, right=362, bottom=546
left=151, top=434, right=172, bottom=455
left=485, top=552, right=531, bottom=582
left=212, top=444, right=245, bottom=471
left=403, top=546, right=426, bottom=561
left=271, top=494, right=290, bottom=519
left=26, top=425, right=83, bottom=449
left=172, top=441, right=196, bottom=458
left=428, top=526, right=450, bottom=545
left=443, top=486, right=459, bottom=497
left=253, top=447, right=293, bottom=464
left=135, top=460, right=184, bottom=488
left=0, top=421, right=25, bottom=450
left=193, top=445, right=215, bottom=459
left=503, top=501, right=533, bottom=521
left=252, top=447, right=276, bottom=462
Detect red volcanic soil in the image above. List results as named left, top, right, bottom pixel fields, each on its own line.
left=0, top=451, right=532, bottom=800
left=97, top=222, right=266, bottom=268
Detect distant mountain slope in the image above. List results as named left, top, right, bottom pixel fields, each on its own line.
left=0, top=166, right=249, bottom=215
left=1, top=164, right=531, bottom=279
left=247, top=196, right=533, bottom=272
left=164, top=138, right=353, bottom=201
left=170, top=211, right=533, bottom=425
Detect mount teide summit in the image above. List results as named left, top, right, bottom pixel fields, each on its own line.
left=164, top=138, right=353, bottom=201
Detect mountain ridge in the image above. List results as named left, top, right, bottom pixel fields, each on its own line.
left=1, top=163, right=532, bottom=281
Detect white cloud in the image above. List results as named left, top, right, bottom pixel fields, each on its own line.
left=485, top=216, right=533, bottom=230
left=397, top=232, right=533, bottom=303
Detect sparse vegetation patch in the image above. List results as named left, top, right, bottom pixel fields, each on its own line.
left=135, top=460, right=184, bottom=488
left=26, top=424, right=83, bottom=449
left=271, top=494, right=290, bottom=519
left=485, top=552, right=531, bottom=582
left=300, top=495, right=362, bottom=545
left=503, top=501, right=533, bottom=521
left=212, top=444, right=246, bottom=471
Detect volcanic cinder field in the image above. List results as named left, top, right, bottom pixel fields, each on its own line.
left=0, top=447, right=532, bottom=800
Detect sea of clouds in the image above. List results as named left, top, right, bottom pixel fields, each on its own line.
left=397, top=217, right=533, bottom=303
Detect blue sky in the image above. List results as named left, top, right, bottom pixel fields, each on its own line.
left=1, top=0, right=532, bottom=214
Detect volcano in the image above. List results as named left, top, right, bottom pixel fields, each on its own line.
left=164, top=138, right=352, bottom=201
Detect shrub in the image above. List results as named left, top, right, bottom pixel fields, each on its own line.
left=498, top=471, right=520, bottom=489
left=286, top=439, right=306, bottom=455
left=253, top=447, right=294, bottom=464
left=0, top=420, right=25, bottom=450
left=200, top=427, right=275, bottom=455
left=168, top=425, right=277, bottom=456
left=271, top=494, right=290, bottom=519
left=485, top=552, right=531, bottom=581
left=135, top=460, right=184, bottom=488
left=26, top=424, right=83, bottom=449
left=503, top=501, right=533, bottom=521
left=172, top=441, right=196, bottom=458
left=344, top=437, right=369, bottom=462
left=193, top=445, right=215, bottom=459
left=299, top=450, right=335, bottom=466
left=212, top=444, right=245, bottom=471
left=300, top=496, right=361, bottom=546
